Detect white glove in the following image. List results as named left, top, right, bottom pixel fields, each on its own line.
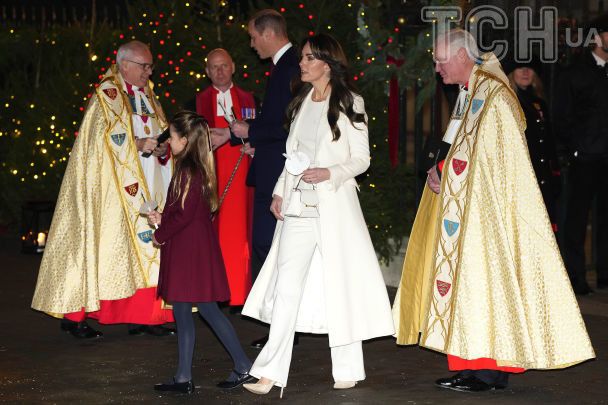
left=283, top=151, right=311, bottom=175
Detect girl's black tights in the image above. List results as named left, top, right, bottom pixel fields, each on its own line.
left=172, top=301, right=251, bottom=383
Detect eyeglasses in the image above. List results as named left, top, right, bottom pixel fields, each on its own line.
left=126, top=59, right=155, bottom=71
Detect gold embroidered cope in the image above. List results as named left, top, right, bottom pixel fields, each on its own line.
left=392, top=54, right=595, bottom=370
left=32, top=66, right=169, bottom=315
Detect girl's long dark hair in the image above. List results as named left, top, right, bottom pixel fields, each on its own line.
left=286, top=33, right=366, bottom=141
left=169, top=111, right=218, bottom=212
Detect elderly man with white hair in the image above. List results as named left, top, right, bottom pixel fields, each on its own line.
left=392, top=28, right=594, bottom=392
left=32, top=40, right=176, bottom=338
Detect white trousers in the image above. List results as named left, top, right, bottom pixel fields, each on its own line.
left=249, top=216, right=366, bottom=387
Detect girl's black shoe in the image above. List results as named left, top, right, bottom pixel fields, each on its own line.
left=216, top=370, right=255, bottom=389
left=154, top=377, right=194, bottom=394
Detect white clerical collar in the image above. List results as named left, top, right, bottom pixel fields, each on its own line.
left=591, top=50, right=607, bottom=67
left=272, top=42, right=292, bottom=65
left=215, top=84, right=234, bottom=119
left=213, top=83, right=233, bottom=96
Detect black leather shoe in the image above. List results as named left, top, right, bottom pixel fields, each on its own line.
left=228, top=306, right=243, bottom=315
left=250, top=335, right=268, bottom=349
left=450, top=375, right=507, bottom=392
left=435, top=372, right=472, bottom=389
left=65, top=321, right=103, bottom=339
left=146, top=325, right=177, bottom=336
left=60, top=320, right=77, bottom=332
left=154, top=378, right=194, bottom=394
left=129, top=325, right=176, bottom=336
left=216, top=370, right=255, bottom=389
left=128, top=325, right=147, bottom=335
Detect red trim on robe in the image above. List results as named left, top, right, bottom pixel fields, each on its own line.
left=438, top=160, right=445, bottom=173
left=448, top=355, right=526, bottom=373
left=64, top=287, right=173, bottom=324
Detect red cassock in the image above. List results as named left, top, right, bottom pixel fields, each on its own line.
left=154, top=170, right=231, bottom=303
left=448, top=355, right=526, bottom=374
left=196, top=85, right=255, bottom=305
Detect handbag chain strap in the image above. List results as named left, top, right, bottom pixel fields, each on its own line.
left=293, top=174, right=315, bottom=191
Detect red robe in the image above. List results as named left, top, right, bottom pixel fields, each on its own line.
left=196, top=85, right=255, bottom=305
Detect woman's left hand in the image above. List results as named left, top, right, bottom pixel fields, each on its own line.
left=302, top=168, right=330, bottom=184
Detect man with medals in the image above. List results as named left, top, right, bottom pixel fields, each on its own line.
left=392, top=29, right=594, bottom=392
left=196, top=48, right=256, bottom=307
left=32, top=41, right=175, bottom=338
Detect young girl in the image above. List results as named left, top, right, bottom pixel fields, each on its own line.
left=147, top=111, right=253, bottom=394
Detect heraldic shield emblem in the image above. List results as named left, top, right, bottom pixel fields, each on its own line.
left=111, top=133, right=126, bottom=146
left=124, top=182, right=139, bottom=197
left=436, top=280, right=452, bottom=297
left=138, top=230, right=153, bottom=243
left=443, top=219, right=460, bottom=237
left=452, top=159, right=468, bottom=176
left=103, top=88, right=118, bottom=100
left=471, top=98, right=484, bottom=114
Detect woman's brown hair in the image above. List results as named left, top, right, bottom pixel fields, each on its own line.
left=169, top=111, right=218, bottom=212
left=286, top=33, right=366, bottom=141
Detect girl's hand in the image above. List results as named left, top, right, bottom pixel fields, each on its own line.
left=270, top=195, right=284, bottom=221
left=302, top=168, right=330, bottom=184
left=147, top=210, right=162, bottom=227
left=152, top=233, right=163, bottom=247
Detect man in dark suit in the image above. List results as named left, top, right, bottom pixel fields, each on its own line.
left=231, top=8, right=300, bottom=349
left=232, top=10, right=299, bottom=281
left=554, top=14, right=608, bottom=295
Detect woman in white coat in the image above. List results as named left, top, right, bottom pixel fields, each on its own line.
left=242, top=33, right=394, bottom=398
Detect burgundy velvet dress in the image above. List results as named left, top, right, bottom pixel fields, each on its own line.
left=154, top=170, right=230, bottom=303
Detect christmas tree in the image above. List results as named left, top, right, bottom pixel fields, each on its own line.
left=0, top=0, right=455, bottom=262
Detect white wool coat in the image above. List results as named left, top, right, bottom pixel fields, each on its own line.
left=242, top=91, right=395, bottom=347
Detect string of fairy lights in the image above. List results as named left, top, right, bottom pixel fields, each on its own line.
left=2, top=1, right=422, bottom=248
left=2, top=2, right=400, bottom=180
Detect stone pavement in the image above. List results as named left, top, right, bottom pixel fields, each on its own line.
left=1, top=236, right=606, bottom=404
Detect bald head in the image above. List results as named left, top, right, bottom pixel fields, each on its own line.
left=205, top=48, right=235, bottom=91
left=116, top=40, right=154, bottom=88
left=207, top=48, right=233, bottom=63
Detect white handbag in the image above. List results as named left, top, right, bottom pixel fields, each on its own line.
left=284, top=176, right=319, bottom=218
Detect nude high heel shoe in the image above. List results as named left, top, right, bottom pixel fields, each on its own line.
left=333, top=381, right=357, bottom=389
left=243, top=378, right=284, bottom=398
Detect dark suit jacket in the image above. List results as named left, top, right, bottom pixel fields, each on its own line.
left=246, top=46, right=300, bottom=196
left=553, top=50, right=608, bottom=160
